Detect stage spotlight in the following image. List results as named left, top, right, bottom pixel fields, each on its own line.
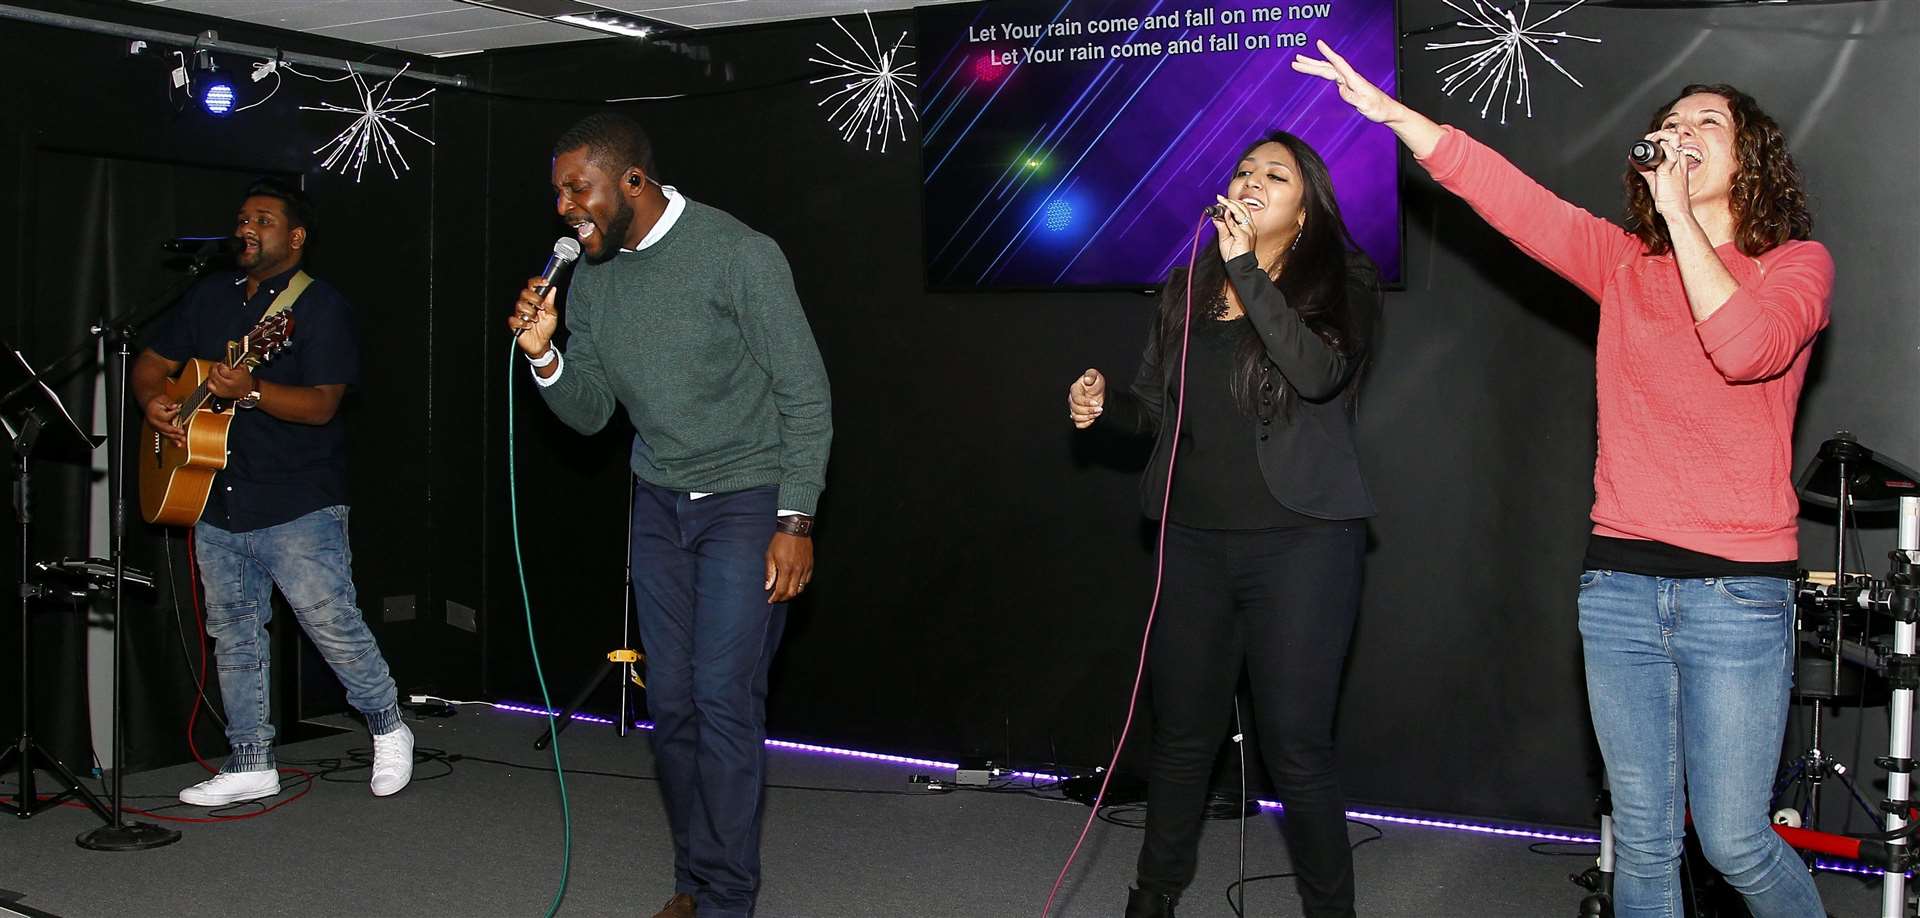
left=194, top=53, right=235, bottom=116
left=202, top=77, right=236, bottom=115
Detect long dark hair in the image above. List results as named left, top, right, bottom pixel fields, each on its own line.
left=1156, top=131, right=1376, bottom=419
left=1623, top=83, right=1812, bottom=257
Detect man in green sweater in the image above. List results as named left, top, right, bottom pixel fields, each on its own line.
left=509, top=113, right=831, bottom=918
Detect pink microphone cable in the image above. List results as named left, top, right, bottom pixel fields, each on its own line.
left=1042, top=215, right=1211, bottom=917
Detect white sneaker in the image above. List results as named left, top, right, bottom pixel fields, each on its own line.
left=370, top=722, right=414, bottom=797
left=178, top=770, right=280, bottom=806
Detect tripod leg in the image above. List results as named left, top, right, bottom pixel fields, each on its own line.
left=533, top=661, right=615, bottom=751
left=25, top=742, right=109, bottom=822
left=0, top=736, right=32, bottom=818
left=0, top=735, right=110, bottom=823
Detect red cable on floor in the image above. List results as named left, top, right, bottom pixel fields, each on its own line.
left=1042, top=219, right=1208, bottom=917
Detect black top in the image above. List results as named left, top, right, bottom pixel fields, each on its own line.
left=145, top=265, right=359, bottom=532
left=1583, top=535, right=1798, bottom=580
left=1168, top=316, right=1321, bottom=529
left=1100, top=252, right=1379, bottom=522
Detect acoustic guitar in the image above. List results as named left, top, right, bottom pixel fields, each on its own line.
left=138, top=312, right=294, bottom=526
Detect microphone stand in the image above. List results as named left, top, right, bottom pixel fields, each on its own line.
left=72, top=254, right=223, bottom=852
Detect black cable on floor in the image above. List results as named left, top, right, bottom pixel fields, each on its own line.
left=1095, top=794, right=1254, bottom=830
left=282, top=744, right=458, bottom=787
left=1223, top=820, right=1384, bottom=917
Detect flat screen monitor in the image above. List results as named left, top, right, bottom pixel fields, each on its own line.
left=918, top=0, right=1401, bottom=290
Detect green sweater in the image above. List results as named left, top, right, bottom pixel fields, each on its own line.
left=539, top=199, right=832, bottom=514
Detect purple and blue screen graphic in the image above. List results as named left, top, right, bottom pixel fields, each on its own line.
left=919, top=0, right=1400, bottom=289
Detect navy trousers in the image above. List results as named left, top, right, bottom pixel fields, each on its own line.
left=630, top=480, right=788, bottom=918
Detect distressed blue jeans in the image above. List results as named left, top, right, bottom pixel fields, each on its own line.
left=195, top=506, right=400, bottom=772
left=1578, top=570, right=1825, bottom=918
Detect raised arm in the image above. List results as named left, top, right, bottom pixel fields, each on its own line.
left=1292, top=40, right=1635, bottom=302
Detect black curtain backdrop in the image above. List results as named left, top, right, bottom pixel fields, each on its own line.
left=22, top=151, right=286, bottom=773
left=1, top=0, right=1913, bottom=833
left=1, top=0, right=462, bottom=778
left=464, top=1, right=1920, bottom=829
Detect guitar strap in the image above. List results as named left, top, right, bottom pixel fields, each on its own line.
left=261, top=270, right=313, bottom=321
left=223, top=271, right=310, bottom=364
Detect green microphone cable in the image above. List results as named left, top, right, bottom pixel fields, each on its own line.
left=509, top=339, right=572, bottom=917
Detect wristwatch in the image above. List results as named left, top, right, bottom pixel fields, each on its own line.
left=237, top=388, right=262, bottom=409
left=774, top=514, right=814, bottom=537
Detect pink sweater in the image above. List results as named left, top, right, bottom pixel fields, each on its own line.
left=1419, top=128, right=1832, bottom=562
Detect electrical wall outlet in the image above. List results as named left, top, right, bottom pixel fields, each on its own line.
left=382, top=594, right=416, bottom=623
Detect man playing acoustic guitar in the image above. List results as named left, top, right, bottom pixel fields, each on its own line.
left=131, top=179, right=412, bottom=806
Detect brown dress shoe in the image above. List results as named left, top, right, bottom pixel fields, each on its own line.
left=651, top=893, right=696, bottom=918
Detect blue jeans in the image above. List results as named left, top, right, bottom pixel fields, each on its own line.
left=630, top=481, right=787, bottom=918
left=1578, top=570, right=1825, bottom=918
left=195, top=506, right=400, bottom=772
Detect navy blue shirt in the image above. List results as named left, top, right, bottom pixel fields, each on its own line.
left=144, top=265, right=358, bottom=532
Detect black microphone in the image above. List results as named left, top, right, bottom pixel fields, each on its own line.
left=161, top=235, right=241, bottom=254
left=1204, top=203, right=1227, bottom=219
left=1629, top=140, right=1664, bottom=167
left=516, top=237, right=583, bottom=338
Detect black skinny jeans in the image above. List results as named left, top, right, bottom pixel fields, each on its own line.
left=1135, top=521, right=1366, bottom=918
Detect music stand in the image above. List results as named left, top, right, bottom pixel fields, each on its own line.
left=0, top=342, right=110, bottom=824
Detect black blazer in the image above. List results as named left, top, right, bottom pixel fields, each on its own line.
left=1100, top=252, right=1378, bottom=521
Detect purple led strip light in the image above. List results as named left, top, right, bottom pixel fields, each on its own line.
left=495, top=701, right=990, bottom=772
left=495, top=700, right=1904, bottom=871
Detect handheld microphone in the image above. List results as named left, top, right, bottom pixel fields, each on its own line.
left=161, top=236, right=241, bottom=255
left=516, top=236, right=583, bottom=338
left=1203, top=203, right=1227, bottom=220
left=1629, top=140, right=1664, bottom=167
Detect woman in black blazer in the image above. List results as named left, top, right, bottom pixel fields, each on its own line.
left=1068, top=130, right=1380, bottom=918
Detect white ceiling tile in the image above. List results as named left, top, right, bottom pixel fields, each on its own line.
left=386, top=19, right=607, bottom=54
left=315, top=6, right=535, bottom=42
left=146, top=0, right=474, bottom=33
left=130, top=0, right=973, bottom=56
left=587, top=0, right=951, bottom=29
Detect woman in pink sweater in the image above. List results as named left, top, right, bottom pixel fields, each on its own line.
left=1295, top=41, right=1830, bottom=918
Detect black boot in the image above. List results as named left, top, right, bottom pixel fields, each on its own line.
left=1123, top=887, right=1177, bottom=918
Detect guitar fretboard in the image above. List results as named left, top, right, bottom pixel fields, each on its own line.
left=180, top=350, right=267, bottom=416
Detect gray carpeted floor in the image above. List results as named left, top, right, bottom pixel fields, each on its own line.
left=0, top=708, right=1884, bottom=917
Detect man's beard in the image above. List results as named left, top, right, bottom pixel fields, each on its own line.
left=586, top=200, right=636, bottom=264
left=237, top=241, right=274, bottom=270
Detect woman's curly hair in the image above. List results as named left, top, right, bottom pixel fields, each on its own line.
left=1623, top=83, right=1813, bottom=257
